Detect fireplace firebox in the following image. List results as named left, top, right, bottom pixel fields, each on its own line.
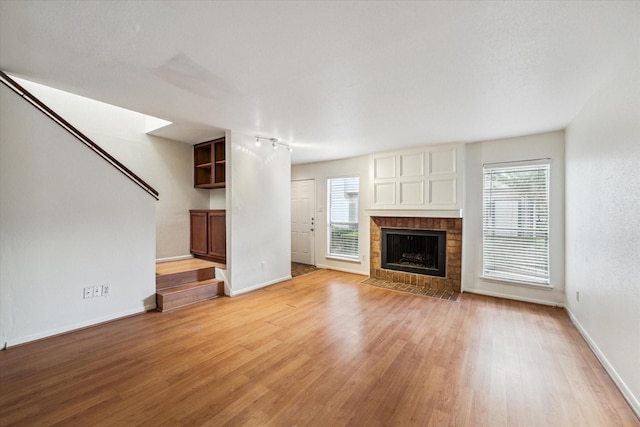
left=381, top=228, right=446, bottom=277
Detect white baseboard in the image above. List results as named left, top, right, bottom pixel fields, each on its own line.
left=229, top=275, right=292, bottom=297
left=565, top=307, right=640, bottom=418
left=462, top=288, right=564, bottom=307
left=155, top=254, right=193, bottom=263
left=316, top=263, right=368, bottom=276
left=7, top=305, right=151, bottom=348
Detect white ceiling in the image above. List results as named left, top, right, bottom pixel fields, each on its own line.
left=1, top=1, right=638, bottom=164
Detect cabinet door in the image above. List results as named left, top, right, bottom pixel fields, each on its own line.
left=208, top=211, right=226, bottom=262
left=190, top=211, right=208, bottom=255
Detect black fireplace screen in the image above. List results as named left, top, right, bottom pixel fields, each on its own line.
left=381, top=228, right=446, bottom=277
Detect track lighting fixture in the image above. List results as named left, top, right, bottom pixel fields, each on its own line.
left=254, top=136, right=293, bottom=152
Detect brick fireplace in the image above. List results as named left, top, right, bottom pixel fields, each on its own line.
left=370, top=217, right=462, bottom=293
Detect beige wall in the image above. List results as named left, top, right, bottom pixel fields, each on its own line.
left=462, top=131, right=566, bottom=305
left=14, top=78, right=210, bottom=261
left=226, top=132, right=292, bottom=295
left=0, top=83, right=156, bottom=347
left=565, top=50, right=640, bottom=415
left=292, top=155, right=370, bottom=275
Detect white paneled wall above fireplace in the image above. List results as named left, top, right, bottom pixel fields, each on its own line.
left=367, top=143, right=463, bottom=217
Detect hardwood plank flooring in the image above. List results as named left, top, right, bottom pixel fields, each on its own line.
left=1, top=270, right=637, bottom=426
left=155, top=258, right=225, bottom=276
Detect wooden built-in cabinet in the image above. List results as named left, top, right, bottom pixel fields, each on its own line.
left=194, top=137, right=225, bottom=188
left=190, top=210, right=226, bottom=264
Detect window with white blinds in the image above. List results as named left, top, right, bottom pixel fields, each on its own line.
left=328, top=176, right=359, bottom=260
left=483, top=162, right=550, bottom=285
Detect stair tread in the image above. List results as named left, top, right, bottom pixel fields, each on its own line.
left=156, top=258, right=224, bottom=277
left=157, top=279, right=222, bottom=295
left=156, top=259, right=226, bottom=290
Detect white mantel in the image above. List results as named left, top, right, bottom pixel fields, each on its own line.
left=364, top=208, right=462, bottom=218
left=367, top=143, right=464, bottom=218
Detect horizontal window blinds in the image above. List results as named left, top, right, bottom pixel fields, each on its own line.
left=328, top=176, right=359, bottom=259
left=483, top=163, right=550, bottom=285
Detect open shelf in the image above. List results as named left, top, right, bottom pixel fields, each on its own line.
left=194, top=137, right=225, bottom=188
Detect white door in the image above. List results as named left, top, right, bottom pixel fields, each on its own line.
left=291, top=179, right=315, bottom=265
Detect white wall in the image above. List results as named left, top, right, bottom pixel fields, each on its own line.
left=0, top=84, right=156, bottom=347
left=565, top=50, right=640, bottom=415
left=209, top=188, right=226, bottom=209
left=13, top=78, right=210, bottom=261
left=226, top=132, right=291, bottom=295
left=462, top=131, right=565, bottom=305
left=292, top=156, right=370, bottom=275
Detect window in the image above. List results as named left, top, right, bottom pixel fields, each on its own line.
left=483, top=162, right=550, bottom=285
left=328, top=176, right=359, bottom=260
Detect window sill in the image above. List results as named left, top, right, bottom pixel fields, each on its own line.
left=480, top=275, right=553, bottom=289
left=326, top=255, right=361, bottom=264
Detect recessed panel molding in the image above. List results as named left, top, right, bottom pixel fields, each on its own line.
left=429, top=148, right=456, bottom=175
left=374, top=182, right=396, bottom=205
left=429, top=178, right=457, bottom=205
left=400, top=152, right=424, bottom=177
left=374, top=156, right=396, bottom=179
left=399, top=181, right=424, bottom=205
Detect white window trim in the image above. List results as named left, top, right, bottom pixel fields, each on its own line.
left=482, top=160, right=551, bottom=286
left=327, top=175, right=360, bottom=260
left=325, top=254, right=361, bottom=263
left=479, top=275, right=553, bottom=289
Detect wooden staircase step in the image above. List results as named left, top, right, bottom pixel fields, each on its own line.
left=156, top=258, right=223, bottom=290
left=156, top=279, right=224, bottom=312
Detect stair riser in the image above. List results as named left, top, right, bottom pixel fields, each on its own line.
left=157, top=282, right=223, bottom=312
left=156, top=267, right=215, bottom=290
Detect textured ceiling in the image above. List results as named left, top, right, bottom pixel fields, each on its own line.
left=1, top=1, right=638, bottom=164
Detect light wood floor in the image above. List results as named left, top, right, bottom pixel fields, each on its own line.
left=155, top=258, right=224, bottom=276
left=1, top=270, right=637, bottom=426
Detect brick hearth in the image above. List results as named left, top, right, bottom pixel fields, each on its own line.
left=370, top=217, right=462, bottom=293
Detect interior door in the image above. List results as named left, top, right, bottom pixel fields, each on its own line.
left=291, top=179, right=315, bottom=265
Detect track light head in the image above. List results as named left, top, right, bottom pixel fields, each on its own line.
left=255, top=135, right=292, bottom=152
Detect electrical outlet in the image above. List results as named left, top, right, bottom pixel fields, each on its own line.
left=84, top=286, right=94, bottom=299
left=94, top=285, right=102, bottom=297
left=102, top=284, right=110, bottom=296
